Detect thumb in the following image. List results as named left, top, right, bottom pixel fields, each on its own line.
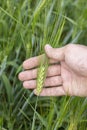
left=44, top=44, right=65, bottom=61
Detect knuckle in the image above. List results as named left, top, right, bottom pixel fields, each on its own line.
left=50, top=78, right=55, bottom=85
left=66, top=43, right=75, bottom=50
left=54, top=77, right=59, bottom=84
left=51, top=77, right=58, bottom=85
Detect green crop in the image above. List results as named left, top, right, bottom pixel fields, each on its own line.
left=0, top=0, right=87, bottom=130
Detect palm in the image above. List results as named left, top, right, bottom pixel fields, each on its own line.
left=61, top=61, right=87, bottom=97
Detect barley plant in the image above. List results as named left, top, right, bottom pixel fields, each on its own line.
left=0, top=0, right=87, bottom=130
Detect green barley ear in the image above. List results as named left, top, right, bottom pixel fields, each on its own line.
left=36, top=54, right=49, bottom=96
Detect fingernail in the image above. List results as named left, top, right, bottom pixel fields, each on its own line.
left=45, top=44, right=52, bottom=50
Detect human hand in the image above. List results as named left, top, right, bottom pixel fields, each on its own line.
left=18, top=44, right=87, bottom=97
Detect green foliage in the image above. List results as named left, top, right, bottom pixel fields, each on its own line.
left=0, top=0, right=87, bottom=129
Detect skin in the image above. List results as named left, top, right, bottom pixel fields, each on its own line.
left=18, top=44, right=87, bottom=97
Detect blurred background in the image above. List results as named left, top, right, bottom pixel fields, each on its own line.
left=0, top=0, right=87, bottom=130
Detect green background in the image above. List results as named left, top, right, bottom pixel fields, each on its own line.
left=0, top=0, right=87, bottom=130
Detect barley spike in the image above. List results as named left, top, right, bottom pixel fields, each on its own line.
left=36, top=54, right=49, bottom=95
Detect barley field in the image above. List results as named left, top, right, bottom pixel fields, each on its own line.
left=0, top=0, right=87, bottom=130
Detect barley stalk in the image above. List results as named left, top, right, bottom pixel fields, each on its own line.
left=36, top=54, right=49, bottom=95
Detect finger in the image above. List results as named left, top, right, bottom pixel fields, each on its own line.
left=23, top=76, right=63, bottom=89
left=45, top=76, right=63, bottom=86
left=34, top=87, right=65, bottom=96
left=45, top=44, right=66, bottom=61
left=23, top=54, right=58, bottom=70
left=23, top=80, right=36, bottom=89
left=18, top=64, right=61, bottom=81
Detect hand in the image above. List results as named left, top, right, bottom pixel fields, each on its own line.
left=18, top=44, right=87, bottom=97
